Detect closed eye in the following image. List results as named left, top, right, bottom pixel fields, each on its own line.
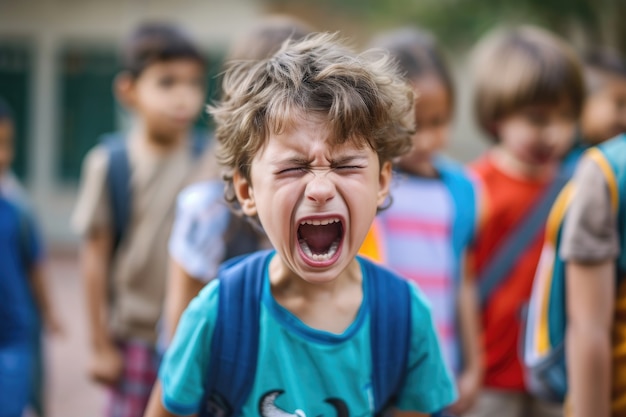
left=275, top=167, right=308, bottom=176
left=334, top=165, right=364, bottom=171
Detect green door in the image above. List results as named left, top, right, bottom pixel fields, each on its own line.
left=0, top=42, right=32, bottom=181
left=57, top=46, right=118, bottom=182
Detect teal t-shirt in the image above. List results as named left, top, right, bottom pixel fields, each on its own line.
left=160, top=256, right=457, bottom=416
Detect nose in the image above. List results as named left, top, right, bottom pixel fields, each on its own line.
left=305, top=172, right=336, bottom=205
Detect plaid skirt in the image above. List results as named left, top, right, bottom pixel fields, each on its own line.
left=105, top=340, right=161, bottom=417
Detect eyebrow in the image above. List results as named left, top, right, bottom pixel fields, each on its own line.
left=330, top=155, right=368, bottom=165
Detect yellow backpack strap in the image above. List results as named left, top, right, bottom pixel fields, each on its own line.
left=535, top=182, right=576, bottom=354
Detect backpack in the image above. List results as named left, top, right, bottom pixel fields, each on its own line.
left=523, top=139, right=626, bottom=403
left=101, top=131, right=207, bottom=252
left=198, top=250, right=412, bottom=417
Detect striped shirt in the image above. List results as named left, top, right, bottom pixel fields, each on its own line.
left=378, top=172, right=459, bottom=373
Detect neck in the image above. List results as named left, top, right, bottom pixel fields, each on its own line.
left=132, top=122, right=188, bottom=155
left=268, top=256, right=362, bottom=301
left=491, top=146, right=557, bottom=181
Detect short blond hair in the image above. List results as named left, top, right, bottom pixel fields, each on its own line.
left=472, top=25, right=584, bottom=140
left=210, top=32, right=415, bottom=205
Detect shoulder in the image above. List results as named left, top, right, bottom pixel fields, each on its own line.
left=181, top=279, right=220, bottom=326
left=186, top=279, right=222, bottom=317
left=406, top=281, right=434, bottom=321
left=81, top=144, right=111, bottom=178
left=359, top=258, right=432, bottom=317
left=467, top=153, right=501, bottom=185
left=176, top=180, right=225, bottom=214
left=436, top=156, right=479, bottom=198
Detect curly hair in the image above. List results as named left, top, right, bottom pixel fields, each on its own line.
left=209, top=32, right=415, bottom=208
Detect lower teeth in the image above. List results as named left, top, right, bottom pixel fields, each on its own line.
left=299, top=240, right=339, bottom=261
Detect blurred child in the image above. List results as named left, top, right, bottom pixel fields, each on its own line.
left=522, top=49, right=626, bottom=416
left=366, top=27, right=482, bottom=416
left=465, top=26, right=584, bottom=417
left=522, top=48, right=626, bottom=401
left=0, top=98, right=61, bottom=417
left=580, top=48, right=626, bottom=146
left=145, top=33, right=456, bottom=417
left=562, top=133, right=626, bottom=417
left=164, top=15, right=312, bottom=340
left=71, top=23, right=206, bottom=417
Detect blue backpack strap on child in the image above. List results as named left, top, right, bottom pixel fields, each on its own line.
left=477, top=156, right=579, bottom=306
left=102, top=130, right=207, bottom=251
left=435, top=157, right=479, bottom=281
left=102, top=133, right=131, bottom=251
left=361, top=257, right=412, bottom=415
left=199, top=251, right=412, bottom=417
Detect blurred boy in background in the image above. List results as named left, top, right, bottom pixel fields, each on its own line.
left=466, top=26, right=584, bottom=417
left=71, top=23, right=206, bottom=417
left=0, top=98, right=62, bottom=417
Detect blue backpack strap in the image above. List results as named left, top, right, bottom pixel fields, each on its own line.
left=200, top=250, right=273, bottom=417
left=435, top=157, right=478, bottom=279
left=101, top=132, right=131, bottom=252
left=477, top=156, right=579, bottom=306
left=360, top=257, right=412, bottom=415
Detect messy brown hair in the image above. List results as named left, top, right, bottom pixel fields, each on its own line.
left=472, top=25, right=584, bottom=141
left=209, top=32, right=415, bottom=207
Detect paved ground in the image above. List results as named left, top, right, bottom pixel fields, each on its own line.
left=44, top=253, right=105, bottom=417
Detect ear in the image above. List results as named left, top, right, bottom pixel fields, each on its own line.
left=233, top=170, right=257, bottom=217
left=377, top=160, right=392, bottom=208
left=113, top=71, right=135, bottom=108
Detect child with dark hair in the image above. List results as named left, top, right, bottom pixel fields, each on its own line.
left=146, top=32, right=456, bottom=417
left=0, top=98, right=62, bottom=417
left=579, top=47, right=626, bottom=146
left=164, top=15, right=313, bottom=341
left=465, top=26, right=584, bottom=417
left=361, top=27, right=482, bottom=417
left=71, top=22, right=206, bottom=417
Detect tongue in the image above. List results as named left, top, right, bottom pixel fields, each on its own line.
left=299, top=223, right=341, bottom=254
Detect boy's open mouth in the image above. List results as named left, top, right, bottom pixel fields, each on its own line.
left=297, top=217, right=343, bottom=263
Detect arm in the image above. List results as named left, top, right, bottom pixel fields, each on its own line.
left=145, top=381, right=195, bottom=417
left=448, top=255, right=482, bottom=415
left=81, top=228, right=123, bottom=386
left=164, top=258, right=206, bottom=341
left=29, top=262, right=63, bottom=334
left=566, top=260, right=614, bottom=417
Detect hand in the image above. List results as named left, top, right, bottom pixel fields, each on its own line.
left=88, top=341, right=124, bottom=387
left=447, top=369, right=481, bottom=416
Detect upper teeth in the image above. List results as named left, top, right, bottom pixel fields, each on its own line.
left=299, top=218, right=341, bottom=226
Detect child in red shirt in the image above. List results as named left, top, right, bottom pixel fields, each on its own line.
left=465, top=26, right=584, bottom=417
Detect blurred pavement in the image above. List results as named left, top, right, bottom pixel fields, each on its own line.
left=44, top=253, right=105, bottom=417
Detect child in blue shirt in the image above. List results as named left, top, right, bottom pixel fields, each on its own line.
left=0, top=98, right=61, bottom=417
left=145, top=33, right=456, bottom=417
